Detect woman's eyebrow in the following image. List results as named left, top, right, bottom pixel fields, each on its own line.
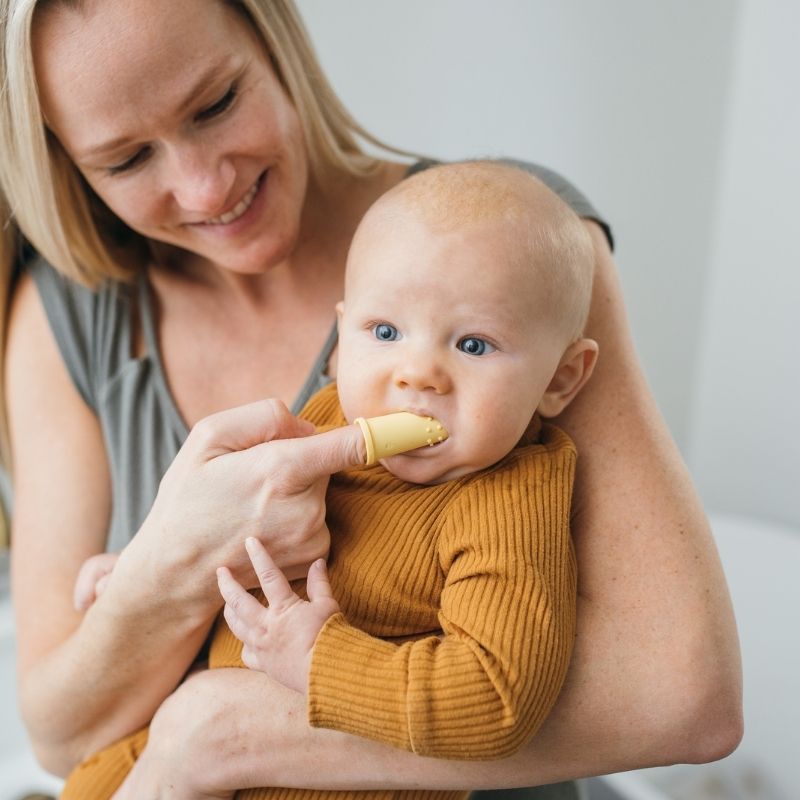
left=77, top=58, right=238, bottom=160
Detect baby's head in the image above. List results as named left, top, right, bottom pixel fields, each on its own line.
left=336, top=162, right=598, bottom=485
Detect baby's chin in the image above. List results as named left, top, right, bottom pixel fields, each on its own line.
left=379, top=449, right=477, bottom=486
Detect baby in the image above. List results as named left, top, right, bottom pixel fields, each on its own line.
left=66, top=161, right=598, bottom=800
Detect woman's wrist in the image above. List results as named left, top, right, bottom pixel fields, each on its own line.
left=109, top=523, right=223, bottom=622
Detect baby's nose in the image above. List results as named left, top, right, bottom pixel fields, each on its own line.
left=393, top=359, right=452, bottom=394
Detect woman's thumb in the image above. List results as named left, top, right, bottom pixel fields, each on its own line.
left=287, top=424, right=367, bottom=482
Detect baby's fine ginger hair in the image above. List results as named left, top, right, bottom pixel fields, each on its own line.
left=352, top=162, right=595, bottom=342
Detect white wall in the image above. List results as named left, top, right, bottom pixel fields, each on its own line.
left=689, top=0, right=800, bottom=529
left=296, top=0, right=739, bottom=453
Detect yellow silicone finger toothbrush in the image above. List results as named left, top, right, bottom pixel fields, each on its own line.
left=354, top=412, right=449, bottom=466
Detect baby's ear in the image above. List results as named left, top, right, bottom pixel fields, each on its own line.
left=537, top=339, right=599, bottom=418
left=335, top=301, right=344, bottom=327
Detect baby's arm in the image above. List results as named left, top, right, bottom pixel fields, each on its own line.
left=73, top=553, right=120, bottom=612
left=218, top=443, right=576, bottom=760
left=308, top=448, right=576, bottom=759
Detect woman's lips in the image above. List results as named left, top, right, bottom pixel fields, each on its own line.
left=203, top=179, right=260, bottom=225
left=195, top=171, right=266, bottom=228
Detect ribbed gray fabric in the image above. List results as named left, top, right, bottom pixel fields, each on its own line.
left=27, top=160, right=609, bottom=800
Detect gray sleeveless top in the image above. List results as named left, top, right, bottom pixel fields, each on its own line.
left=29, top=160, right=608, bottom=800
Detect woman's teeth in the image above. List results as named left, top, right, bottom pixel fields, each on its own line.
left=204, top=178, right=260, bottom=225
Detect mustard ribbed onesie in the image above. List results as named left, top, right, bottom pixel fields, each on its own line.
left=63, top=382, right=577, bottom=800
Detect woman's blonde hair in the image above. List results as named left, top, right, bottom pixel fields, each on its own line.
left=0, top=0, right=410, bottom=464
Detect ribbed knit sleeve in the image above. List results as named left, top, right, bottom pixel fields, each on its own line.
left=308, top=435, right=578, bottom=760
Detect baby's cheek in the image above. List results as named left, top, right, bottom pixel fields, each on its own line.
left=334, top=368, right=361, bottom=422
left=335, top=351, right=379, bottom=422
left=469, top=404, right=530, bottom=463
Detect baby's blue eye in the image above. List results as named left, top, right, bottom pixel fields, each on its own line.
left=458, top=337, right=494, bottom=356
left=374, top=323, right=399, bottom=341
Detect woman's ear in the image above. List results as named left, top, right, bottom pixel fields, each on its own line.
left=537, top=338, right=599, bottom=418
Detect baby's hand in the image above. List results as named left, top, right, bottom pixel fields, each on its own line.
left=73, top=552, right=120, bottom=611
left=216, top=538, right=340, bottom=694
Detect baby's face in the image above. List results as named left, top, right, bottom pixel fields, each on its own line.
left=336, top=214, right=569, bottom=485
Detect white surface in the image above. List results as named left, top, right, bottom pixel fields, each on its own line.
left=0, top=596, right=25, bottom=758
left=689, top=0, right=800, bottom=529
left=0, top=749, right=62, bottom=800
left=709, top=513, right=799, bottom=797
left=598, top=772, right=669, bottom=800
left=296, top=0, right=740, bottom=454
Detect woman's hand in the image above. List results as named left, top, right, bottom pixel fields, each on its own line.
left=110, top=670, right=260, bottom=800
left=112, top=739, right=235, bottom=800
left=118, top=398, right=367, bottom=613
left=112, top=718, right=235, bottom=800
left=109, top=670, right=259, bottom=800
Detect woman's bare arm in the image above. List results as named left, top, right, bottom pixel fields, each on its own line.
left=524, top=222, right=744, bottom=772
left=122, top=222, right=742, bottom=796
left=7, top=274, right=216, bottom=775
left=7, top=274, right=365, bottom=777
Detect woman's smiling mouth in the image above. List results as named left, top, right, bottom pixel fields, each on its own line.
left=202, top=173, right=264, bottom=226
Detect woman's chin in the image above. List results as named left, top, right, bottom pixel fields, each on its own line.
left=205, top=234, right=297, bottom=276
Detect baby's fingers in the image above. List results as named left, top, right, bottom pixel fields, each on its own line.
left=73, top=553, right=120, bottom=612
left=245, top=537, right=297, bottom=608
left=216, top=566, right=267, bottom=634
left=306, top=558, right=335, bottom=603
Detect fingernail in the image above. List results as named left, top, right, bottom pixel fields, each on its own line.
left=245, top=537, right=257, bottom=551
left=314, top=558, right=326, bottom=571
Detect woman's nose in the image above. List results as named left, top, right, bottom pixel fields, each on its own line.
left=393, top=358, right=453, bottom=395
left=167, top=144, right=236, bottom=217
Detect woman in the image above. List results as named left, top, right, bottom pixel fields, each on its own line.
left=1, top=0, right=742, bottom=798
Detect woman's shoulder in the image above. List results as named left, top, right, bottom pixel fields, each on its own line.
left=24, top=255, right=133, bottom=313
left=406, top=157, right=613, bottom=249
left=23, top=256, right=137, bottom=409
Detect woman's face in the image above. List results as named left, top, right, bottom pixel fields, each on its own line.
left=33, top=0, right=309, bottom=274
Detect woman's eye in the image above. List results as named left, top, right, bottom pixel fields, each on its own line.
left=108, top=147, right=150, bottom=175
left=457, top=337, right=495, bottom=356
left=196, top=87, right=237, bottom=122
left=373, top=323, right=399, bottom=342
